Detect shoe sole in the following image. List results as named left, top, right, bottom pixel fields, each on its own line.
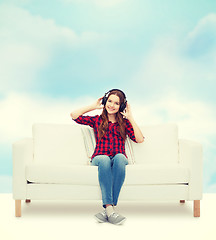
left=108, top=217, right=126, bottom=225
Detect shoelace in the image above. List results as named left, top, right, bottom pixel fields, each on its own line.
left=109, top=212, right=119, bottom=218
left=102, top=210, right=107, bottom=216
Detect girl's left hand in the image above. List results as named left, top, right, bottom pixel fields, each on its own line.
left=120, top=103, right=133, bottom=120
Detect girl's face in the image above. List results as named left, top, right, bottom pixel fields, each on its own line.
left=105, top=94, right=120, bottom=115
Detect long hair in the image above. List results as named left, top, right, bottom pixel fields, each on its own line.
left=98, top=90, right=126, bottom=140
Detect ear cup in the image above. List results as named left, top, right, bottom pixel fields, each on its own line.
left=119, top=100, right=127, bottom=112
left=102, top=96, right=108, bottom=106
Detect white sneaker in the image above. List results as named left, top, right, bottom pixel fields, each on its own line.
left=107, top=212, right=126, bottom=225
left=94, top=210, right=108, bottom=223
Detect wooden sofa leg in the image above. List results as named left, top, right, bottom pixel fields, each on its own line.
left=180, top=200, right=185, bottom=203
left=26, top=199, right=31, bottom=203
left=15, top=200, right=21, bottom=217
left=194, top=200, right=200, bottom=217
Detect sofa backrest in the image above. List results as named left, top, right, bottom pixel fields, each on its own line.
left=131, top=124, right=179, bottom=164
left=33, top=123, right=88, bottom=165
left=32, top=123, right=179, bottom=165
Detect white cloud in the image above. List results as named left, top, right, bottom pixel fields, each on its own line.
left=132, top=37, right=184, bottom=87
left=0, top=4, right=82, bottom=48
left=130, top=14, right=216, bottom=96
left=0, top=43, right=48, bottom=91
left=0, top=4, right=106, bottom=94
left=184, top=13, right=216, bottom=61
left=187, top=13, right=216, bottom=44
left=132, top=37, right=214, bottom=91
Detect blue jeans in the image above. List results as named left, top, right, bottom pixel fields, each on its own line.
left=91, top=153, right=128, bottom=208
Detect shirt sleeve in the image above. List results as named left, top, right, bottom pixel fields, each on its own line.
left=125, top=119, right=137, bottom=143
left=72, top=115, right=98, bottom=128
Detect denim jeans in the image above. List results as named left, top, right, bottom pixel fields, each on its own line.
left=91, top=153, right=128, bottom=208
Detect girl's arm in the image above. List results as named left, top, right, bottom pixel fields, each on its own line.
left=70, top=97, right=103, bottom=119
left=127, top=117, right=144, bottom=143
left=121, top=103, right=144, bottom=143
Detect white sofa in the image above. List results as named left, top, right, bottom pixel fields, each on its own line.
left=12, top=123, right=203, bottom=217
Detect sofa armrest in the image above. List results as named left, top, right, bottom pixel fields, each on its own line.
left=178, top=139, right=203, bottom=200
left=12, top=138, right=33, bottom=200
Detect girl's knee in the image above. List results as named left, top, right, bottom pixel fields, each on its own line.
left=113, top=154, right=128, bottom=166
left=100, top=158, right=111, bottom=167
left=95, top=155, right=111, bottom=168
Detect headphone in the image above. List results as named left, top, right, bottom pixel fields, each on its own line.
left=102, top=89, right=127, bottom=112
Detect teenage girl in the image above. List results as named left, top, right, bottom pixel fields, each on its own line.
left=70, top=89, right=144, bottom=225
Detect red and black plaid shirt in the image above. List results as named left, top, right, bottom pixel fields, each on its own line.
left=73, top=115, right=137, bottom=160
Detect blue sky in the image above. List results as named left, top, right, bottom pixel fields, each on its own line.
left=0, top=0, right=216, bottom=192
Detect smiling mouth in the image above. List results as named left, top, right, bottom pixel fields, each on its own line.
left=107, top=107, right=115, bottom=111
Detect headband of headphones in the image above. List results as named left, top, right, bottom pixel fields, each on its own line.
left=102, top=89, right=127, bottom=112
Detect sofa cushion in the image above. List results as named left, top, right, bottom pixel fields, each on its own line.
left=26, top=163, right=189, bottom=185
left=131, top=124, right=179, bottom=164
left=125, top=164, right=189, bottom=185
left=33, top=123, right=88, bottom=165
left=26, top=164, right=98, bottom=185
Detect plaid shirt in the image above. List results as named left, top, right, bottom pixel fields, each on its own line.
left=73, top=115, right=137, bottom=159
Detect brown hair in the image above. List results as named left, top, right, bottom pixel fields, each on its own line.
left=98, top=90, right=126, bottom=140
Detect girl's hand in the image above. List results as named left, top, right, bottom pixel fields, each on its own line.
left=94, top=97, right=104, bottom=110
left=120, top=103, right=133, bottom=120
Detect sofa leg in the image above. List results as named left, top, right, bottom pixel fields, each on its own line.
left=15, top=200, right=21, bottom=217
left=180, top=200, right=185, bottom=203
left=26, top=199, right=31, bottom=203
left=194, top=200, right=200, bottom=217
